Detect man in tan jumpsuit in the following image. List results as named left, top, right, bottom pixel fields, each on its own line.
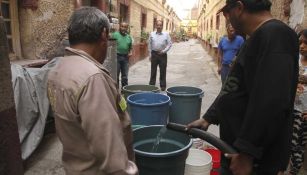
left=47, top=7, right=138, bottom=175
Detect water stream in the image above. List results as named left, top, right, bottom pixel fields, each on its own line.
left=151, top=126, right=167, bottom=152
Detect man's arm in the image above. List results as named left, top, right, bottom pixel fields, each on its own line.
left=161, top=33, right=172, bottom=53
left=78, top=74, right=138, bottom=175
left=238, top=36, right=245, bottom=47
left=147, top=33, right=152, bottom=55
left=217, top=39, right=224, bottom=75
left=234, top=52, right=297, bottom=159
left=128, top=35, right=133, bottom=57
left=202, top=95, right=221, bottom=125
left=217, top=49, right=223, bottom=75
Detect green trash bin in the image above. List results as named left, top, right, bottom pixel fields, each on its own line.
left=166, top=86, right=204, bottom=125
left=122, top=84, right=160, bottom=99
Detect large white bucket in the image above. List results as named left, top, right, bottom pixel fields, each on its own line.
left=184, top=148, right=212, bottom=175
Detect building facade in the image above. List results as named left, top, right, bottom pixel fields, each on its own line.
left=197, top=0, right=226, bottom=48
left=126, top=0, right=181, bottom=62
left=197, top=0, right=307, bottom=45
left=271, top=0, right=307, bottom=32
left=0, top=0, right=181, bottom=61
left=197, top=0, right=307, bottom=60
left=180, top=5, right=198, bottom=38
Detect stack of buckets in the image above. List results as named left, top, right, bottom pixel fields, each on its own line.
left=205, top=148, right=221, bottom=175
left=124, top=85, right=220, bottom=175
left=123, top=85, right=169, bottom=127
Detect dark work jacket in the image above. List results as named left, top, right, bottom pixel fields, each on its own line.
left=203, top=19, right=299, bottom=174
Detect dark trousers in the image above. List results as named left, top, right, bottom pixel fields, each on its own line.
left=117, top=54, right=129, bottom=88
left=221, top=64, right=231, bottom=84
left=149, top=51, right=167, bottom=89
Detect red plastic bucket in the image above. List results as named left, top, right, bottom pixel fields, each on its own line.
left=210, top=171, right=219, bottom=175
left=204, top=148, right=221, bottom=174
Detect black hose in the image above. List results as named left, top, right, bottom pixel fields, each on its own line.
left=167, top=122, right=238, bottom=154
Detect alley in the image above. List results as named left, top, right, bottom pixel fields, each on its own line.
left=1, top=0, right=306, bottom=174
left=24, top=39, right=221, bottom=175
left=129, top=39, right=221, bottom=135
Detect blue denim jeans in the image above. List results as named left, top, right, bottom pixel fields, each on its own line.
left=117, top=54, right=129, bottom=88
left=221, top=64, right=231, bottom=84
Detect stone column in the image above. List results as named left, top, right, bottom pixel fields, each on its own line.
left=0, top=16, right=24, bottom=175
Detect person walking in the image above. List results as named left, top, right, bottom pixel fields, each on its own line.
left=217, top=24, right=244, bottom=84
left=289, top=29, right=307, bottom=175
left=188, top=0, right=299, bottom=174
left=47, top=7, right=138, bottom=175
left=111, top=22, right=132, bottom=88
left=148, top=20, right=172, bottom=91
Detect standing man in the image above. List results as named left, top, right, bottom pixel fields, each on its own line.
left=188, top=0, right=299, bottom=174
left=47, top=7, right=138, bottom=175
left=148, top=20, right=172, bottom=91
left=218, top=24, right=244, bottom=84
left=112, top=22, right=132, bottom=88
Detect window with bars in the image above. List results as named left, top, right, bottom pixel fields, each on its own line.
left=120, top=3, right=128, bottom=23
left=0, top=0, right=21, bottom=59
left=1, top=0, right=13, bottom=53
left=141, top=13, right=147, bottom=29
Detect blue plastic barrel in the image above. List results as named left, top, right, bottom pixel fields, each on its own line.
left=122, top=85, right=160, bottom=99
left=127, top=93, right=170, bottom=125
left=166, top=86, right=204, bottom=125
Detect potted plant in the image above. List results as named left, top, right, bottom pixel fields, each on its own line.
left=140, top=30, right=149, bottom=44
left=140, top=30, right=149, bottom=57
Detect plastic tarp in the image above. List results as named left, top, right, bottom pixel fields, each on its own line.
left=11, top=58, right=59, bottom=160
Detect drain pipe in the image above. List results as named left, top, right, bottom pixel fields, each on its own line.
left=167, top=122, right=237, bottom=154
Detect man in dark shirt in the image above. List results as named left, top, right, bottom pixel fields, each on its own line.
left=188, top=0, right=299, bottom=174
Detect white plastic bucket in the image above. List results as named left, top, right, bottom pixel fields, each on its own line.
left=184, top=148, right=212, bottom=175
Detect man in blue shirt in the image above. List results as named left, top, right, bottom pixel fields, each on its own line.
left=148, top=20, right=172, bottom=91
left=218, top=24, right=244, bottom=84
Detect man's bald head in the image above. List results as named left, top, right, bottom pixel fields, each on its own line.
left=156, top=20, right=163, bottom=33
left=119, top=22, right=129, bottom=35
